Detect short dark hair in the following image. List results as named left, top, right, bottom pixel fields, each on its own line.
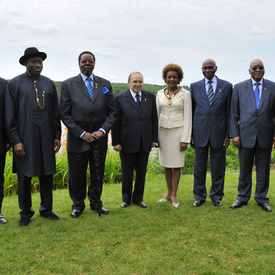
left=78, top=51, right=96, bottom=62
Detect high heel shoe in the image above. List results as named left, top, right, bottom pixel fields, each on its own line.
left=172, top=202, right=179, bottom=208
left=158, top=198, right=171, bottom=202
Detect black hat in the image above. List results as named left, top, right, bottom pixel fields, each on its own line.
left=19, top=47, right=47, bottom=65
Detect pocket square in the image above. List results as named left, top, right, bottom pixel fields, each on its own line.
left=103, top=87, right=109, bottom=94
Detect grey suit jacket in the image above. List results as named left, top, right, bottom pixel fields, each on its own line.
left=191, top=77, right=232, bottom=148
left=230, top=78, right=275, bottom=148
left=60, top=74, right=116, bottom=153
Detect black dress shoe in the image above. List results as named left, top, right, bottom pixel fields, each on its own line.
left=230, top=200, right=248, bottom=209
left=71, top=209, right=82, bottom=218
left=213, top=200, right=223, bottom=207
left=92, top=207, right=109, bottom=214
left=120, top=202, right=129, bottom=208
left=40, top=212, right=60, bottom=220
left=19, top=217, right=31, bottom=226
left=193, top=200, right=205, bottom=207
left=135, top=202, right=147, bottom=208
left=258, top=203, right=272, bottom=212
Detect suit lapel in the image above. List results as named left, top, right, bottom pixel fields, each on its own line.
left=125, top=89, right=139, bottom=110
left=76, top=74, right=92, bottom=102
left=258, top=79, right=269, bottom=111
left=246, top=80, right=257, bottom=109
left=140, top=90, right=147, bottom=111
left=92, top=75, right=100, bottom=102
left=211, top=77, right=223, bottom=105
left=198, top=79, right=209, bottom=104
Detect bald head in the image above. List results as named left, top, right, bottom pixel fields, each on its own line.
left=249, top=59, right=265, bottom=82
left=201, top=59, right=217, bottom=80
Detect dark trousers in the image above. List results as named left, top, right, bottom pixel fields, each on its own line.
left=67, top=148, right=106, bottom=211
left=237, top=145, right=271, bottom=204
left=193, top=143, right=225, bottom=201
left=0, top=153, right=5, bottom=213
left=17, top=171, right=53, bottom=218
left=120, top=146, right=149, bottom=204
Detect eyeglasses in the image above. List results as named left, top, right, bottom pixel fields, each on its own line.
left=251, top=66, right=264, bottom=71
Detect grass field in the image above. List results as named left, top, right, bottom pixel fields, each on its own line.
left=0, top=171, right=274, bottom=274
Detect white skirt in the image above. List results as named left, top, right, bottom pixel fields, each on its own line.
left=158, top=127, right=186, bottom=168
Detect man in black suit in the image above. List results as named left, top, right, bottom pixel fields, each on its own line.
left=190, top=59, right=232, bottom=207
left=112, top=72, right=158, bottom=208
left=230, top=59, right=275, bottom=212
left=0, top=77, right=9, bottom=224
left=60, top=51, right=116, bottom=217
left=5, top=47, right=61, bottom=226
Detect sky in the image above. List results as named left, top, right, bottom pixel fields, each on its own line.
left=1, top=0, right=275, bottom=87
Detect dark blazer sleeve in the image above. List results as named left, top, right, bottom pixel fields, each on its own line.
left=0, top=77, right=8, bottom=153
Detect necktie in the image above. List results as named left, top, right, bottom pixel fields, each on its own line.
left=135, top=94, right=140, bottom=109
left=207, top=80, right=214, bottom=105
left=254, top=82, right=260, bottom=109
left=86, top=77, right=93, bottom=100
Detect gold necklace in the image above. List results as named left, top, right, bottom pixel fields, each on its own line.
left=166, top=87, right=178, bottom=105
left=34, top=80, right=45, bottom=109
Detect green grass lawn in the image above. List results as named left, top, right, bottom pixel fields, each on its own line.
left=0, top=171, right=274, bottom=274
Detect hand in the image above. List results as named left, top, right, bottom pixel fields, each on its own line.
left=223, top=137, right=229, bottom=150
left=232, top=136, right=240, bottom=148
left=82, top=131, right=103, bottom=143
left=180, top=142, right=188, bottom=151
left=152, top=142, right=159, bottom=148
left=54, top=139, right=61, bottom=154
left=14, top=142, right=25, bottom=159
left=113, top=144, right=122, bottom=152
left=91, top=130, right=104, bottom=140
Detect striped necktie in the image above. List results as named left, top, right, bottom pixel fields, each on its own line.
left=86, top=77, right=93, bottom=100
left=254, top=82, right=260, bottom=109
left=207, top=80, right=214, bottom=105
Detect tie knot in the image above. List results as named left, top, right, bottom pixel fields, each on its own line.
left=87, top=77, right=92, bottom=82
left=136, top=93, right=140, bottom=100
left=255, top=82, right=260, bottom=87
left=208, top=80, right=212, bottom=84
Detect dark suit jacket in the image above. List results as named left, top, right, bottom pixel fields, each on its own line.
left=230, top=78, right=275, bottom=149
left=59, top=74, right=117, bottom=153
left=190, top=77, right=232, bottom=148
left=0, top=77, right=8, bottom=154
left=112, top=89, right=158, bottom=153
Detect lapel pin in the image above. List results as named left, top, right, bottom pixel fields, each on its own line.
left=219, top=89, right=221, bottom=93
left=145, top=98, right=147, bottom=101
left=264, top=87, right=267, bottom=91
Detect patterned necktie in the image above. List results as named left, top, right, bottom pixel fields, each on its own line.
left=135, top=93, right=140, bottom=109
left=254, top=82, right=260, bottom=109
left=86, top=77, right=93, bottom=100
left=207, top=80, right=214, bottom=105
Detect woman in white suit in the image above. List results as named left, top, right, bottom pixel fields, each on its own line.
left=156, top=64, right=192, bottom=207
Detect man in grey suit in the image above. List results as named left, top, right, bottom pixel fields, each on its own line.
left=191, top=59, right=232, bottom=207
left=60, top=51, right=116, bottom=217
left=230, top=59, right=275, bottom=212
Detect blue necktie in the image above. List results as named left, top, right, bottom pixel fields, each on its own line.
left=254, top=82, right=260, bottom=109
left=135, top=94, right=140, bottom=109
left=86, top=77, right=93, bottom=100
left=207, top=80, right=214, bottom=105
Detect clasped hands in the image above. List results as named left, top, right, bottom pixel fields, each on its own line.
left=82, top=130, right=104, bottom=143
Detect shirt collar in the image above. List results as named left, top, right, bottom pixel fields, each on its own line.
left=80, top=72, right=94, bottom=82
left=204, top=75, right=217, bottom=85
left=130, top=89, right=142, bottom=98
left=251, top=77, right=263, bottom=86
